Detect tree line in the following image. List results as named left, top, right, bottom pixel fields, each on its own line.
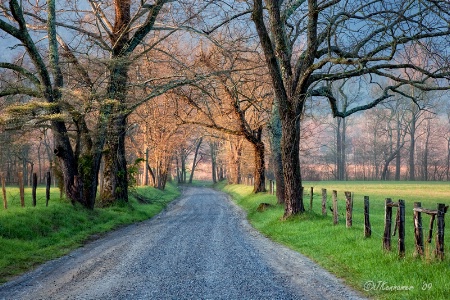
left=1, top=0, right=449, bottom=218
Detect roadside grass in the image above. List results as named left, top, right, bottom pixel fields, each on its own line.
left=0, top=183, right=180, bottom=283
left=218, top=181, right=450, bottom=300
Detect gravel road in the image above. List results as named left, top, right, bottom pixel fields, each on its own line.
left=0, top=187, right=365, bottom=300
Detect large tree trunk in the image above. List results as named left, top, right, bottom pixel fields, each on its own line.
left=53, top=121, right=101, bottom=209
left=100, top=0, right=131, bottom=203
left=280, top=110, right=305, bottom=218
left=228, top=138, right=243, bottom=184
left=101, top=114, right=129, bottom=203
left=252, top=140, right=266, bottom=193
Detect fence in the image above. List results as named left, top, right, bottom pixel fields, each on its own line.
left=316, top=187, right=449, bottom=260
left=0, top=171, right=52, bottom=209
left=246, top=178, right=448, bottom=260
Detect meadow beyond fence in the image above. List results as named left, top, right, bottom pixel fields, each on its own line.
left=250, top=180, right=450, bottom=261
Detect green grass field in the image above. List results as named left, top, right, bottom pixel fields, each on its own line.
left=0, top=184, right=180, bottom=283
left=219, top=181, right=450, bottom=300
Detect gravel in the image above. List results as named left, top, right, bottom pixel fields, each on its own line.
left=0, top=187, right=366, bottom=300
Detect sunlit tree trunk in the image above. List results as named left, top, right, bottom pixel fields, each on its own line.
left=210, top=141, right=218, bottom=183
left=189, top=137, right=203, bottom=183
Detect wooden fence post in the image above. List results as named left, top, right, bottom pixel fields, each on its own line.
left=32, top=173, right=37, bottom=207
left=413, top=202, right=424, bottom=256
left=398, top=199, right=405, bottom=257
left=435, top=203, right=446, bottom=260
left=321, top=188, right=327, bottom=216
left=364, top=196, right=371, bottom=237
left=383, top=198, right=393, bottom=251
left=18, top=172, right=25, bottom=207
left=332, top=190, right=338, bottom=225
left=46, top=171, right=51, bottom=207
left=310, top=187, right=313, bottom=211
left=345, top=191, right=353, bottom=228
left=300, top=186, right=304, bottom=211
left=1, top=175, right=6, bottom=209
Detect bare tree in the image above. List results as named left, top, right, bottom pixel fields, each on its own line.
left=0, top=0, right=206, bottom=206
left=177, top=43, right=272, bottom=193
left=250, top=0, right=450, bottom=217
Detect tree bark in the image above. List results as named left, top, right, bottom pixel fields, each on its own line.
left=269, top=101, right=285, bottom=203
left=101, top=114, right=129, bottom=203
left=210, top=141, right=218, bottom=183
left=228, top=138, right=243, bottom=184
left=281, top=111, right=305, bottom=217
left=252, top=141, right=266, bottom=193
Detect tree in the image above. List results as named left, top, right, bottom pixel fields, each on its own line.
left=1, top=0, right=203, bottom=206
left=268, top=101, right=285, bottom=203
left=188, top=137, right=203, bottom=184
left=177, top=43, right=272, bottom=193
left=378, top=102, right=408, bottom=181
left=0, top=0, right=102, bottom=208
left=250, top=0, right=450, bottom=217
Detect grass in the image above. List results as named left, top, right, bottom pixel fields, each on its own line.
left=0, top=183, right=180, bottom=283
left=218, top=181, right=450, bottom=300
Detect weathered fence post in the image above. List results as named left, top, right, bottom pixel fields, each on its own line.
left=345, top=191, right=353, bottom=228
left=18, top=172, right=25, bottom=207
left=435, top=203, right=446, bottom=260
left=310, top=187, right=314, bottom=211
left=364, top=196, right=371, bottom=237
left=32, top=173, right=37, bottom=207
left=413, top=202, right=424, bottom=256
left=332, top=190, right=338, bottom=225
left=300, top=186, right=304, bottom=210
left=383, top=198, right=393, bottom=251
left=398, top=199, right=405, bottom=257
left=427, top=213, right=436, bottom=243
left=46, top=171, right=51, bottom=207
left=321, top=188, right=327, bottom=216
left=1, top=175, right=6, bottom=209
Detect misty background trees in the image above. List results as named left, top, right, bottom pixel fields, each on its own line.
left=1, top=0, right=450, bottom=216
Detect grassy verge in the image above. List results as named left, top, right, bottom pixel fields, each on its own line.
left=218, top=181, right=450, bottom=300
left=0, top=183, right=180, bottom=283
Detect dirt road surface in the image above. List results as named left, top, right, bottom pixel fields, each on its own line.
left=0, top=187, right=365, bottom=299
